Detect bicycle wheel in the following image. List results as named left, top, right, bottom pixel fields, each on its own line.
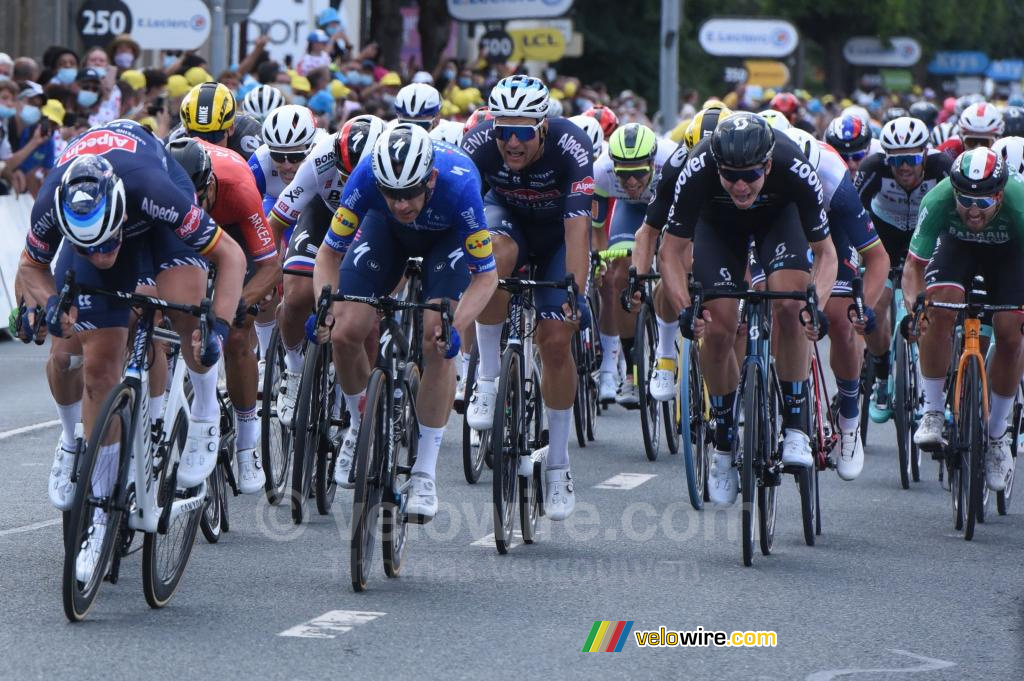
left=663, top=337, right=681, bottom=455
left=636, top=304, right=661, bottom=461
left=63, top=383, right=132, bottom=622
left=351, top=370, right=386, bottom=592
left=908, top=346, right=923, bottom=483
left=962, top=359, right=985, bottom=540
left=680, top=340, right=708, bottom=510
left=571, top=332, right=587, bottom=448
left=200, top=457, right=225, bottom=543
left=893, top=336, right=914, bottom=489
left=739, top=363, right=760, bottom=567
left=383, top=364, right=419, bottom=577
left=143, top=409, right=202, bottom=608
left=519, top=361, right=543, bottom=544
left=492, top=349, right=523, bottom=554
left=261, top=327, right=292, bottom=505
left=584, top=330, right=599, bottom=443
left=858, top=347, right=874, bottom=446
left=461, top=344, right=488, bottom=484
left=315, top=352, right=339, bottom=516
left=998, top=389, right=1021, bottom=515
left=290, top=342, right=324, bottom=524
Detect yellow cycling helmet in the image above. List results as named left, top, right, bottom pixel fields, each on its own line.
left=181, top=82, right=236, bottom=133
left=684, top=105, right=733, bottom=150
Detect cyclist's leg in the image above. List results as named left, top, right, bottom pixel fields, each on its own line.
left=871, top=224, right=912, bottom=411
left=279, top=200, right=331, bottom=371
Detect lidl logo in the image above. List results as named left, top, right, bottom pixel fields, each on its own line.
left=464, top=229, right=492, bottom=259
left=332, top=207, right=360, bottom=237
left=582, top=620, right=634, bottom=652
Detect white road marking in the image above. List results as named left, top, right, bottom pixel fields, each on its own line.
left=20, top=462, right=46, bottom=466
left=594, top=473, right=657, bottom=490
left=278, top=610, right=385, bottom=639
left=471, top=529, right=543, bottom=547
left=0, top=518, right=62, bottom=538
left=805, top=649, right=955, bottom=680
left=0, top=420, right=60, bottom=441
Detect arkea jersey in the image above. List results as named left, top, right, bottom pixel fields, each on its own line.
left=854, top=150, right=952, bottom=233
left=27, top=119, right=221, bottom=265
left=324, top=140, right=496, bottom=275
left=461, top=117, right=594, bottom=225
left=268, top=131, right=348, bottom=227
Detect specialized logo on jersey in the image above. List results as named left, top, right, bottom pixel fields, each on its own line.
left=464, top=229, right=492, bottom=259
left=571, top=176, right=595, bottom=195
left=58, top=130, right=138, bottom=165
left=332, top=207, right=360, bottom=237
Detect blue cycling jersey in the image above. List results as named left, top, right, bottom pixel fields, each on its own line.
left=324, top=140, right=496, bottom=274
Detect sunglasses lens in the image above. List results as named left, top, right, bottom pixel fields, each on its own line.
left=77, top=235, right=121, bottom=255
left=496, top=125, right=538, bottom=142
left=886, top=153, right=923, bottom=167
left=720, top=167, right=764, bottom=183
left=614, top=166, right=650, bottom=179
left=956, top=193, right=996, bottom=209
left=844, top=150, right=868, bottom=162
left=271, top=152, right=305, bottom=164
left=378, top=182, right=426, bottom=200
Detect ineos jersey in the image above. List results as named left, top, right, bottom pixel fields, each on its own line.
left=27, top=119, right=221, bottom=264
left=268, top=131, right=346, bottom=227
left=461, top=117, right=594, bottom=224
left=853, top=150, right=951, bottom=233
left=665, top=131, right=830, bottom=242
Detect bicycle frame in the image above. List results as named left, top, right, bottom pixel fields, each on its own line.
left=953, top=317, right=989, bottom=421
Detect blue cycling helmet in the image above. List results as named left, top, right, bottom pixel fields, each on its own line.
left=54, top=154, right=127, bottom=249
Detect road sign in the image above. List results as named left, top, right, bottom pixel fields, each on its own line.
left=479, top=29, right=515, bottom=64
left=508, top=27, right=566, bottom=62
left=744, top=60, right=789, bottom=87
left=448, top=0, right=573, bottom=21
left=843, top=36, right=921, bottom=67
left=76, top=0, right=133, bottom=48
left=698, top=18, right=798, bottom=58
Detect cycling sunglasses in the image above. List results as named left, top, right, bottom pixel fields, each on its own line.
left=954, top=192, right=999, bottom=209
left=270, top=150, right=307, bottom=164
left=494, top=121, right=543, bottom=142
left=885, top=153, right=924, bottom=168
left=840, top=149, right=869, bottom=162
left=718, top=165, right=767, bottom=183
left=189, top=129, right=227, bottom=144
left=614, top=164, right=652, bottom=180
left=963, top=137, right=995, bottom=150
left=399, top=118, right=433, bottom=130
left=75, top=233, right=122, bottom=256
left=377, top=181, right=428, bottom=201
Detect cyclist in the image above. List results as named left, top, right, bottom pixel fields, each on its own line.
left=994, top=136, right=1024, bottom=174
left=242, top=84, right=285, bottom=121
left=854, top=116, right=952, bottom=422
left=394, top=82, right=441, bottom=130
left=908, top=100, right=939, bottom=132
left=168, top=137, right=280, bottom=494
left=1002, top=106, right=1024, bottom=138
left=658, top=113, right=837, bottom=504
left=903, top=148, right=1022, bottom=491
left=769, top=91, right=815, bottom=133
left=592, top=123, right=678, bottom=405
left=15, top=119, right=245, bottom=524
left=937, top=102, right=1004, bottom=158
left=568, top=115, right=605, bottom=162
left=312, top=124, right=498, bottom=517
left=462, top=75, right=595, bottom=520
left=582, top=104, right=619, bottom=140
left=271, top=115, right=384, bottom=432
left=176, top=81, right=264, bottom=161
left=825, top=114, right=875, bottom=173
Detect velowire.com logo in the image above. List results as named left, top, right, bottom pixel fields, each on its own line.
left=582, top=621, right=634, bottom=652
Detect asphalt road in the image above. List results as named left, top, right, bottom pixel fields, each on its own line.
left=0, top=338, right=1021, bottom=680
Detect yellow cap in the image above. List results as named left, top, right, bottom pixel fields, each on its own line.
left=328, top=80, right=350, bottom=99
left=450, top=87, right=483, bottom=113
left=42, top=99, right=65, bottom=126
left=562, top=80, right=578, bottom=98
left=185, top=67, right=212, bottom=86
left=167, top=74, right=190, bottom=98
left=669, top=118, right=691, bottom=143
left=440, top=99, right=460, bottom=117
left=380, top=71, right=402, bottom=87
left=291, top=75, right=311, bottom=93
left=840, top=97, right=853, bottom=108
left=138, top=116, right=158, bottom=133
left=119, top=69, right=146, bottom=92
left=549, top=87, right=564, bottom=101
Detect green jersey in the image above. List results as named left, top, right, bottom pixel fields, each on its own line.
left=909, top=175, right=1024, bottom=260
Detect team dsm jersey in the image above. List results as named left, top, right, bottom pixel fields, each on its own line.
left=460, top=117, right=595, bottom=224
left=665, top=130, right=829, bottom=242
left=853, top=150, right=952, bottom=232
left=269, top=131, right=349, bottom=227
left=26, top=119, right=221, bottom=264
left=324, top=140, right=496, bottom=275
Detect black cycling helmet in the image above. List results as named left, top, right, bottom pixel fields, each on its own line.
left=710, top=112, right=775, bottom=168
left=950, top=148, right=1008, bottom=195
left=882, top=106, right=909, bottom=124
left=1002, top=106, right=1024, bottom=137
left=908, top=101, right=939, bottom=129
left=165, top=137, right=212, bottom=196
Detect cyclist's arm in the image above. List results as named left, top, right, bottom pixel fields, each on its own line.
left=643, top=142, right=687, bottom=231
left=809, top=236, right=838, bottom=308
left=591, top=193, right=610, bottom=252
left=902, top=182, right=948, bottom=312
left=901, top=256, right=927, bottom=313
left=562, top=137, right=595, bottom=301
left=657, top=232, right=691, bottom=314
left=859, top=242, right=889, bottom=309
left=631, top=222, right=658, bottom=274
left=452, top=186, right=497, bottom=335
left=15, top=250, right=55, bottom=309
left=269, top=152, right=322, bottom=231
left=313, top=240, right=343, bottom=300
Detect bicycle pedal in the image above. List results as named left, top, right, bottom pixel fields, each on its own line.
left=453, top=398, right=466, bottom=414
left=762, top=470, right=783, bottom=487
left=403, top=512, right=432, bottom=525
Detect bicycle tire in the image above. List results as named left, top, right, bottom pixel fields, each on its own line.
left=63, top=383, right=132, bottom=622
left=963, top=359, right=985, bottom=540
left=663, top=335, right=681, bottom=455
left=757, top=482, right=777, bottom=556
left=858, top=347, right=873, bottom=446
left=492, top=349, right=523, bottom=554
left=461, top=344, right=488, bottom=484
left=261, top=327, right=292, bottom=505
left=315, top=348, right=339, bottom=516
left=572, top=332, right=587, bottom=448
left=383, top=363, right=419, bottom=577
left=519, top=359, right=541, bottom=543
left=143, top=409, right=201, bottom=608
left=908, top=346, right=922, bottom=483
left=585, top=329, right=599, bottom=443
left=997, top=392, right=1021, bottom=515
left=798, top=466, right=816, bottom=547
left=636, top=304, right=661, bottom=461
left=740, top=363, right=760, bottom=567
left=351, top=369, right=386, bottom=592
left=290, top=342, right=323, bottom=524
left=893, top=336, right=914, bottom=489
left=680, top=340, right=706, bottom=510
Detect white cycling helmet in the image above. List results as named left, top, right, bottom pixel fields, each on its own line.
left=993, top=136, right=1024, bottom=175
left=262, top=104, right=318, bottom=151
left=568, top=114, right=604, bottom=159
left=545, top=97, right=564, bottom=118
left=394, top=82, right=441, bottom=121
left=488, top=75, right=549, bottom=120
left=783, top=128, right=821, bottom=168
left=54, top=155, right=127, bottom=249
left=958, top=102, right=1004, bottom=137
left=242, top=85, right=285, bottom=119
left=930, top=121, right=955, bottom=147
left=879, top=116, right=930, bottom=152
left=428, top=118, right=464, bottom=146
left=758, top=109, right=791, bottom=131
left=372, top=123, right=434, bottom=190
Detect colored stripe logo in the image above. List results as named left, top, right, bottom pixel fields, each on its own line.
left=582, top=620, right=634, bottom=652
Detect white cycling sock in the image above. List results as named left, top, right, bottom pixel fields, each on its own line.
left=656, top=316, right=680, bottom=360
left=255, top=320, right=276, bottom=360
left=284, top=341, right=304, bottom=372
left=989, top=391, right=1014, bottom=438
left=458, top=351, right=470, bottom=381
left=235, top=404, right=259, bottom=451
left=545, top=407, right=572, bottom=470
left=475, top=322, right=504, bottom=381
left=344, top=390, right=365, bottom=431
left=56, top=400, right=81, bottom=449
left=411, top=424, right=446, bottom=479
left=187, top=366, right=219, bottom=420
left=921, top=377, right=945, bottom=413
left=599, top=334, right=620, bottom=373
left=149, top=393, right=164, bottom=425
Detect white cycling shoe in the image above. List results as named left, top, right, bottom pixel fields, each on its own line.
left=236, top=448, right=265, bottom=494
left=616, top=376, right=640, bottom=407
left=649, top=358, right=677, bottom=402
left=49, top=441, right=77, bottom=511
left=276, top=369, right=301, bottom=428
left=598, top=371, right=617, bottom=403
left=986, top=431, right=1014, bottom=492
left=709, top=451, right=738, bottom=505
left=913, top=411, right=947, bottom=449
left=404, top=473, right=438, bottom=520
left=467, top=379, right=497, bottom=430
left=334, top=429, right=358, bottom=487
left=178, top=416, right=219, bottom=488
left=836, top=428, right=864, bottom=481
left=75, top=514, right=108, bottom=584
left=544, top=467, right=576, bottom=521
left=781, top=429, right=813, bottom=468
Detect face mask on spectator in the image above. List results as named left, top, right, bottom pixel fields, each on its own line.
left=163, top=55, right=178, bottom=69
left=0, top=105, right=15, bottom=119
left=19, top=105, right=41, bottom=125
left=443, top=69, right=455, bottom=81
left=346, top=70, right=361, bottom=85
left=77, top=90, right=99, bottom=108
left=56, top=68, right=77, bottom=84
left=382, top=93, right=396, bottom=105
left=458, top=77, right=472, bottom=88
left=114, top=53, right=134, bottom=69
left=91, top=66, right=107, bottom=79
left=0, top=74, right=9, bottom=81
